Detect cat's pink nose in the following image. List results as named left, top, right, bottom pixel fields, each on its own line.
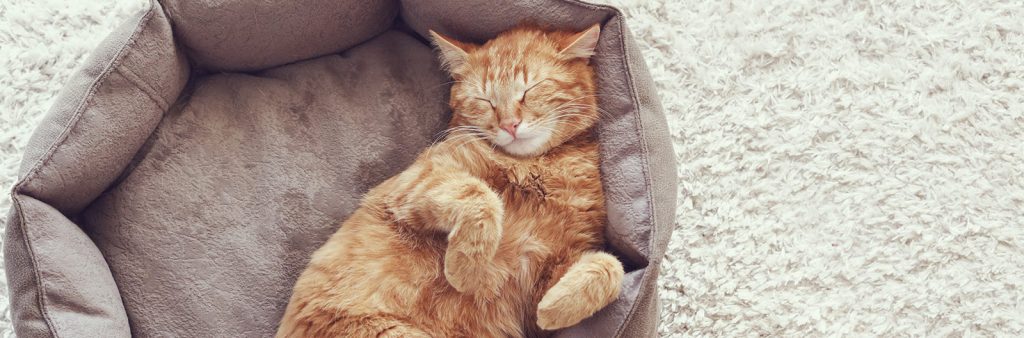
left=500, top=119, right=521, bottom=138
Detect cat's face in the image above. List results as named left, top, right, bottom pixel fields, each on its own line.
left=430, top=25, right=601, bottom=157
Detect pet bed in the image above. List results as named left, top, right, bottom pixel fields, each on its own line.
left=4, top=0, right=677, bottom=336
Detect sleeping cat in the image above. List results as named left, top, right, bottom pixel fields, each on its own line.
left=276, top=24, right=623, bottom=338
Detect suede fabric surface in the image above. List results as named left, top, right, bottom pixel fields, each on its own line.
left=161, top=0, right=399, bottom=72
left=4, top=0, right=676, bottom=337
left=81, top=30, right=450, bottom=337
left=6, top=2, right=187, bottom=336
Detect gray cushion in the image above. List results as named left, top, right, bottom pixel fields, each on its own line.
left=4, top=0, right=676, bottom=337
left=162, top=0, right=398, bottom=72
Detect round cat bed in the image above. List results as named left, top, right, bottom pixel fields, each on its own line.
left=4, top=0, right=677, bottom=336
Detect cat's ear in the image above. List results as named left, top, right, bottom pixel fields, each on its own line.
left=429, top=30, right=473, bottom=73
left=560, top=24, right=601, bottom=61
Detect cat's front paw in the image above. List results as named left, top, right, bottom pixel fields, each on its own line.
left=443, top=198, right=507, bottom=299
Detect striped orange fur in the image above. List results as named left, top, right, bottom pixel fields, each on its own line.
left=277, top=24, right=623, bottom=338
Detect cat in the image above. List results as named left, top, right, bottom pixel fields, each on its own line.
left=276, top=24, right=624, bottom=338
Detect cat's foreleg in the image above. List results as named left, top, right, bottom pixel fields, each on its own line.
left=433, top=176, right=509, bottom=300
left=385, top=167, right=509, bottom=299
left=536, top=251, right=624, bottom=330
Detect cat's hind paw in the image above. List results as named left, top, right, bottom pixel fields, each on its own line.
left=536, top=251, right=624, bottom=330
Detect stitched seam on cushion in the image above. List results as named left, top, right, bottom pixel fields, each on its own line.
left=117, top=64, right=170, bottom=111
left=9, top=5, right=156, bottom=338
left=556, top=1, right=662, bottom=336
left=16, top=7, right=156, bottom=191
left=9, top=195, right=58, bottom=338
left=609, top=15, right=660, bottom=338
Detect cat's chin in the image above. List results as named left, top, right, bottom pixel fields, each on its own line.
left=496, top=135, right=550, bottom=157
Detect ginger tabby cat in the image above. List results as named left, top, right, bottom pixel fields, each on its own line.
left=277, top=24, right=624, bottom=338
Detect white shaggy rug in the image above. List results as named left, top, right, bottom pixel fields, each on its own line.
left=2, top=0, right=1024, bottom=336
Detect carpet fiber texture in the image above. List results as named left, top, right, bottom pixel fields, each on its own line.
left=2, top=0, right=1023, bottom=336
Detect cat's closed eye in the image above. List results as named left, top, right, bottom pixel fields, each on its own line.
left=521, top=79, right=549, bottom=104
left=474, top=97, right=495, bottom=109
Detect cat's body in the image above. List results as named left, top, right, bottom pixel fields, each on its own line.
left=278, top=25, right=623, bottom=338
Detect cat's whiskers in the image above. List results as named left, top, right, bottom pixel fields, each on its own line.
left=532, top=111, right=598, bottom=132
left=443, top=132, right=488, bottom=147
left=531, top=112, right=599, bottom=143
left=545, top=94, right=615, bottom=120
left=447, top=133, right=489, bottom=152
left=550, top=95, right=599, bottom=112
left=428, top=80, right=466, bottom=90
left=532, top=106, right=586, bottom=125
left=426, top=127, right=488, bottom=157
left=445, top=130, right=489, bottom=145
left=430, top=126, right=483, bottom=149
left=544, top=101, right=599, bottom=117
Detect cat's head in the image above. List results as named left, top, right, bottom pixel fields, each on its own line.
left=430, top=24, right=601, bottom=157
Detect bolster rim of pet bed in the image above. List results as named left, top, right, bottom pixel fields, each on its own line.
left=3, top=0, right=677, bottom=336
